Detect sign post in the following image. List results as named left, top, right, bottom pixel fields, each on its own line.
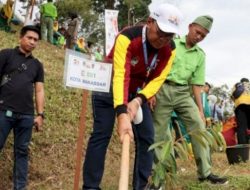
left=73, top=90, right=88, bottom=190
left=64, top=49, right=112, bottom=190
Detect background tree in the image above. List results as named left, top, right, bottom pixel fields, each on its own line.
left=89, top=0, right=150, bottom=44
left=91, top=0, right=115, bottom=12
left=54, top=0, right=150, bottom=48
left=116, top=0, right=150, bottom=29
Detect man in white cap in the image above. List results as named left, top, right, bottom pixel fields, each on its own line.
left=149, top=15, right=228, bottom=187
left=82, top=3, right=182, bottom=190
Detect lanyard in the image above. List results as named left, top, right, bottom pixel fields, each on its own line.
left=142, top=26, right=158, bottom=78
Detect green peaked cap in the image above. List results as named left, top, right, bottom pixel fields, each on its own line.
left=192, top=15, right=213, bottom=32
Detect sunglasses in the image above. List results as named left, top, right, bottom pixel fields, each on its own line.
left=154, top=21, right=175, bottom=39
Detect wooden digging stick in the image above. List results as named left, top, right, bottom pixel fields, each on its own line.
left=118, top=134, right=131, bottom=190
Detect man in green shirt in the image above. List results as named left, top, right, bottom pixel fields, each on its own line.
left=94, top=47, right=103, bottom=61
left=150, top=15, right=228, bottom=186
left=40, top=0, right=57, bottom=44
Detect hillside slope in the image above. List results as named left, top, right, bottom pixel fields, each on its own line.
left=0, top=29, right=108, bottom=190
left=0, top=29, right=249, bottom=190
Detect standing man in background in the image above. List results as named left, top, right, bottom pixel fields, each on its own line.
left=65, top=12, right=80, bottom=49
left=0, top=25, right=45, bottom=190
left=94, top=47, right=103, bottom=61
left=150, top=15, right=228, bottom=186
left=40, top=0, right=57, bottom=44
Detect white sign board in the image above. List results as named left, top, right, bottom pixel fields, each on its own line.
left=105, top=9, right=119, bottom=56
left=64, top=49, right=112, bottom=92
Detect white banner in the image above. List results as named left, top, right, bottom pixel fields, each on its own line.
left=105, top=9, right=119, bottom=56
left=64, top=49, right=112, bottom=92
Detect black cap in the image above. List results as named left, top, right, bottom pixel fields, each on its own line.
left=240, top=78, right=249, bottom=83
left=205, top=82, right=211, bottom=88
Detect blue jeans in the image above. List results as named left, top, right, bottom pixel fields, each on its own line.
left=0, top=110, right=34, bottom=190
left=83, top=93, right=154, bottom=190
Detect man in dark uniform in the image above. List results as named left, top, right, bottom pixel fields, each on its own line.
left=82, top=3, right=182, bottom=190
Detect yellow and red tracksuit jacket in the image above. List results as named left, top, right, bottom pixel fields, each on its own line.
left=232, top=82, right=250, bottom=108
left=107, top=25, right=176, bottom=115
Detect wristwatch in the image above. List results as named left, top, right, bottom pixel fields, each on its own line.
left=37, top=112, right=45, bottom=119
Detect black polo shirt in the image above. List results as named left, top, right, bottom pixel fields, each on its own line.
left=0, top=47, right=44, bottom=114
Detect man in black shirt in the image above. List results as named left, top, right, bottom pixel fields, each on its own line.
left=0, top=25, right=45, bottom=190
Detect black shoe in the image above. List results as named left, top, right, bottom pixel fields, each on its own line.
left=145, top=187, right=162, bottom=190
left=199, top=173, right=228, bottom=185
left=145, top=185, right=162, bottom=190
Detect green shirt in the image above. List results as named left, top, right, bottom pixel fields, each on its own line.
left=167, top=36, right=205, bottom=85
left=95, top=52, right=103, bottom=61
left=40, top=2, right=57, bottom=20
left=201, top=92, right=211, bottom=118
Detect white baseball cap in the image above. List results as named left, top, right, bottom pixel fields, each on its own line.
left=148, top=2, right=182, bottom=34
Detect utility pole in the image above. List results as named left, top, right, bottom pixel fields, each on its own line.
left=127, top=0, right=133, bottom=26
left=29, top=0, right=35, bottom=20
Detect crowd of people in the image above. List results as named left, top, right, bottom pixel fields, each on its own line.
left=199, top=78, right=250, bottom=147
left=0, top=0, right=103, bottom=61
left=0, top=1, right=249, bottom=190
left=38, top=0, right=99, bottom=57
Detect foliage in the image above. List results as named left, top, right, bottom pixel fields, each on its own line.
left=90, top=0, right=150, bottom=42
left=52, top=0, right=151, bottom=48
left=116, top=0, right=150, bottom=29
left=91, top=0, right=116, bottom=12
left=148, top=124, right=227, bottom=189
left=56, top=0, right=93, bottom=19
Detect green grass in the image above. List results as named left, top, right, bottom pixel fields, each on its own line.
left=175, top=153, right=250, bottom=190
left=0, top=28, right=249, bottom=190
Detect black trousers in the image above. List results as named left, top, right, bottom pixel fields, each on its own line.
left=235, top=104, right=250, bottom=144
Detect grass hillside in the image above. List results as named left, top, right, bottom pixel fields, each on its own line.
left=0, top=29, right=250, bottom=190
